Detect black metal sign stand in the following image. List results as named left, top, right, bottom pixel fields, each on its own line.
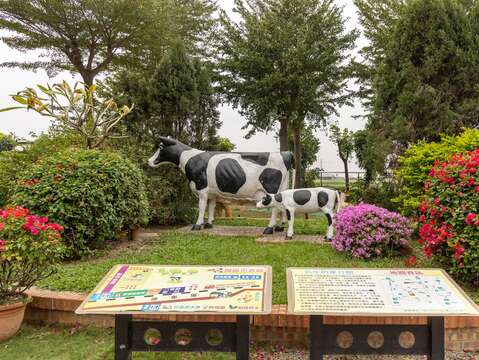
left=309, top=315, right=445, bottom=360
left=114, top=314, right=250, bottom=360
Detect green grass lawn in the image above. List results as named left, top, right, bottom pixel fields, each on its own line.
left=40, top=231, right=424, bottom=304
left=214, top=216, right=328, bottom=235
left=0, top=325, right=235, bottom=360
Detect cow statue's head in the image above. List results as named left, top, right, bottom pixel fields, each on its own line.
left=256, top=193, right=282, bottom=209
left=148, top=136, right=191, bottom=167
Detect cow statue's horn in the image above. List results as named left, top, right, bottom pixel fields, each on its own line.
left=159, top=136, right=177, bottom=146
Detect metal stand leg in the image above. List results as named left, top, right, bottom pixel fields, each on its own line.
left=115, top=314, right=132, bottom=360
left=310, top=315, right=324, bottom=360
left=236, top=315, right=250, bottom=360
left=429, top=317, right=445, bottom=360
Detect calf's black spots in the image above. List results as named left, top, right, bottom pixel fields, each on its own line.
left=317, top=191, right=329, bottom=207
left=215, top=158, right=246, bottom=194
left=281, top=151, right=295, bottom=170
left=293, top=190, right=311, bottom=205
left=185, top=152, right=215, bottom=191
left=259, top=168, right=282, bottom=194
left=286, top=209, right=291, bottom=221
left=274, top=193, right=282, bottom=203
left=239, top=152, right=269, bottom=166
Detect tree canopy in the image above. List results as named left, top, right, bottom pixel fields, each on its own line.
left=0, top=0, right=217, bottom=85
left=218, top=0, right=357, bottom=186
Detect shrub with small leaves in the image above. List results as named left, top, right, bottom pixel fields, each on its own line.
left=11, top=149, right=149, bottom=258
left=0, top=207, right=65, bottom=304
left=332, top=204, right=412, bottom=259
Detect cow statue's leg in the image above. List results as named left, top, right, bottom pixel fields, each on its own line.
left=274, top=210, right=287, bottom=232
left=204, top=198, right=216, bottom=229
left=263, top=207, right=278, bottom=234
left=192, top=191, right=208, bottom=231
left=286, top=208, right=295, bottom=240
left=322, top=207, right=335, bottom=241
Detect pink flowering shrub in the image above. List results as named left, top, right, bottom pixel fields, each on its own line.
left=0, top=207, right=65, bottom=304
left=419, top=149, right=479, bottom=284
left=332, top=204, right=412, bottom=259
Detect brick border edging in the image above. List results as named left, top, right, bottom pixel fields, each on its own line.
left=24, top=287, right=479, bottom=351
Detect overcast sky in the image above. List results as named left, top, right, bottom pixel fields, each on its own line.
left=0, top=0, right=366, bottom=173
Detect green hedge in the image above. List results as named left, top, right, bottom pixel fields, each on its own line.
left=394, top=128, right=479, bottom=215
left=11, top=149, right=150, bottom=258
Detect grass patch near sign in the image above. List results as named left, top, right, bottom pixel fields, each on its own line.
left=39, top=231, right=419, bottom=304
left=0, top=325, right=235, bottom=360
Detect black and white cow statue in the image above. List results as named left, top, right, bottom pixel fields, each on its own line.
left=256, top=187, right=343, bottom=241
left=148, top=136, right=295, bottom=233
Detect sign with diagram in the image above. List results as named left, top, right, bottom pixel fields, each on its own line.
left=287, top=268, right=479, bottom=316
left=76, top=265, right=272, bottom=315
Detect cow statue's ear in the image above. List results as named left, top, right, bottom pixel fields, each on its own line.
left=159, top=136, right=177, bottom=146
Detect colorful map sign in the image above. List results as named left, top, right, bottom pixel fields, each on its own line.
left=287, top=268, right=479, bottom=316
left=76, top=265, right=272, bottom=315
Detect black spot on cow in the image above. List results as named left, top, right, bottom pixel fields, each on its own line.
left=262, top=194, right=272, bottom=206
left=325, top=213, right=333, bottom=226
left=154, top=141, right=191, bottom=166
left=280, top=152, right=295, bottom=170
left=240, top=152, right=270, bottom=166
left=259, top=168, right=282, bottom=194
left=215, top=158, right=247, bottom=193
left=274, top=193, right=282, bottom=203
left=293, top=190, right=311, bottom=205
left=317, top=191, right=329, bottom=207
left=286, top=209, right=291, bottom=220
left=185, top=152, right=216, bottom=191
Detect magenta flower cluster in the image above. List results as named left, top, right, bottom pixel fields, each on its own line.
left=332, top=204, right=412, bottom=259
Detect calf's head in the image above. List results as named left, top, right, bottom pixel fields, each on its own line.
left=148, top=136, right=190, bottom=167
left=256, top=193, right=282, bottom=209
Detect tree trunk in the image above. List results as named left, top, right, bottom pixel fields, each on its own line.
left=81, top=71, right=95, bottom=87
left=293, top=123, right=302, bottom=188
left=279, top=117, right=289, bottom=151
left=342, top=157, right=350, bottom=191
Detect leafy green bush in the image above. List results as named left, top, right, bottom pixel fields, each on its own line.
left=394, top=128, right=479, bottom=215
left=146, top=169, right=197, bottom=225
left=0, top=133, right=82, bottom=207
left=11, top=149, right=149, bottom=257
left=0, top=133, right=15, bottom=152
left=419, top=149, right=479, bottom=285
left=347, top=178, right=400, bottom=212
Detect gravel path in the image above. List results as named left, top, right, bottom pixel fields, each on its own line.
left=251, top=346, right=478, bottom=359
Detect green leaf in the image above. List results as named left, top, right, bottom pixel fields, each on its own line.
left=0, top=106, right=24, bottom=112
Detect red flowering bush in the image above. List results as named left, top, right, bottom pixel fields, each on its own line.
left=0, top=207, right=65, bottom=304
left=419, top=149, right=479, bottom=284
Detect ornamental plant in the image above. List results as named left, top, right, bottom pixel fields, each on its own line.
left=0, top=207, right=65, bottom=305
left=332, top=204, right=412, bottom=259
left=419, top=149, right=479, bottom=284
left=12, top=149, right=150, bottom=258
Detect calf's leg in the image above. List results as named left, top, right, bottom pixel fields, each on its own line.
left=274, top=210, right=287, bottom=232
left=286, top=208, right=295, bottom=240
left=204, top=198, right=216, bottom=229
left=322, top=207, right=334, bottom=241
left=192, top=191, right=208, bottom=230
left=263, top=207, right=278, bottom=234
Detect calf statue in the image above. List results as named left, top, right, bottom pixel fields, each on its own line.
left=256, top=187, right=343, bottom=241
left=148, top=136, right=295, bottom=233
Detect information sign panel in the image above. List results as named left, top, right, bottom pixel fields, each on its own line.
left=287, top=268, right=479, bottom=316
left=76, top=264, right=272, bottom=315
